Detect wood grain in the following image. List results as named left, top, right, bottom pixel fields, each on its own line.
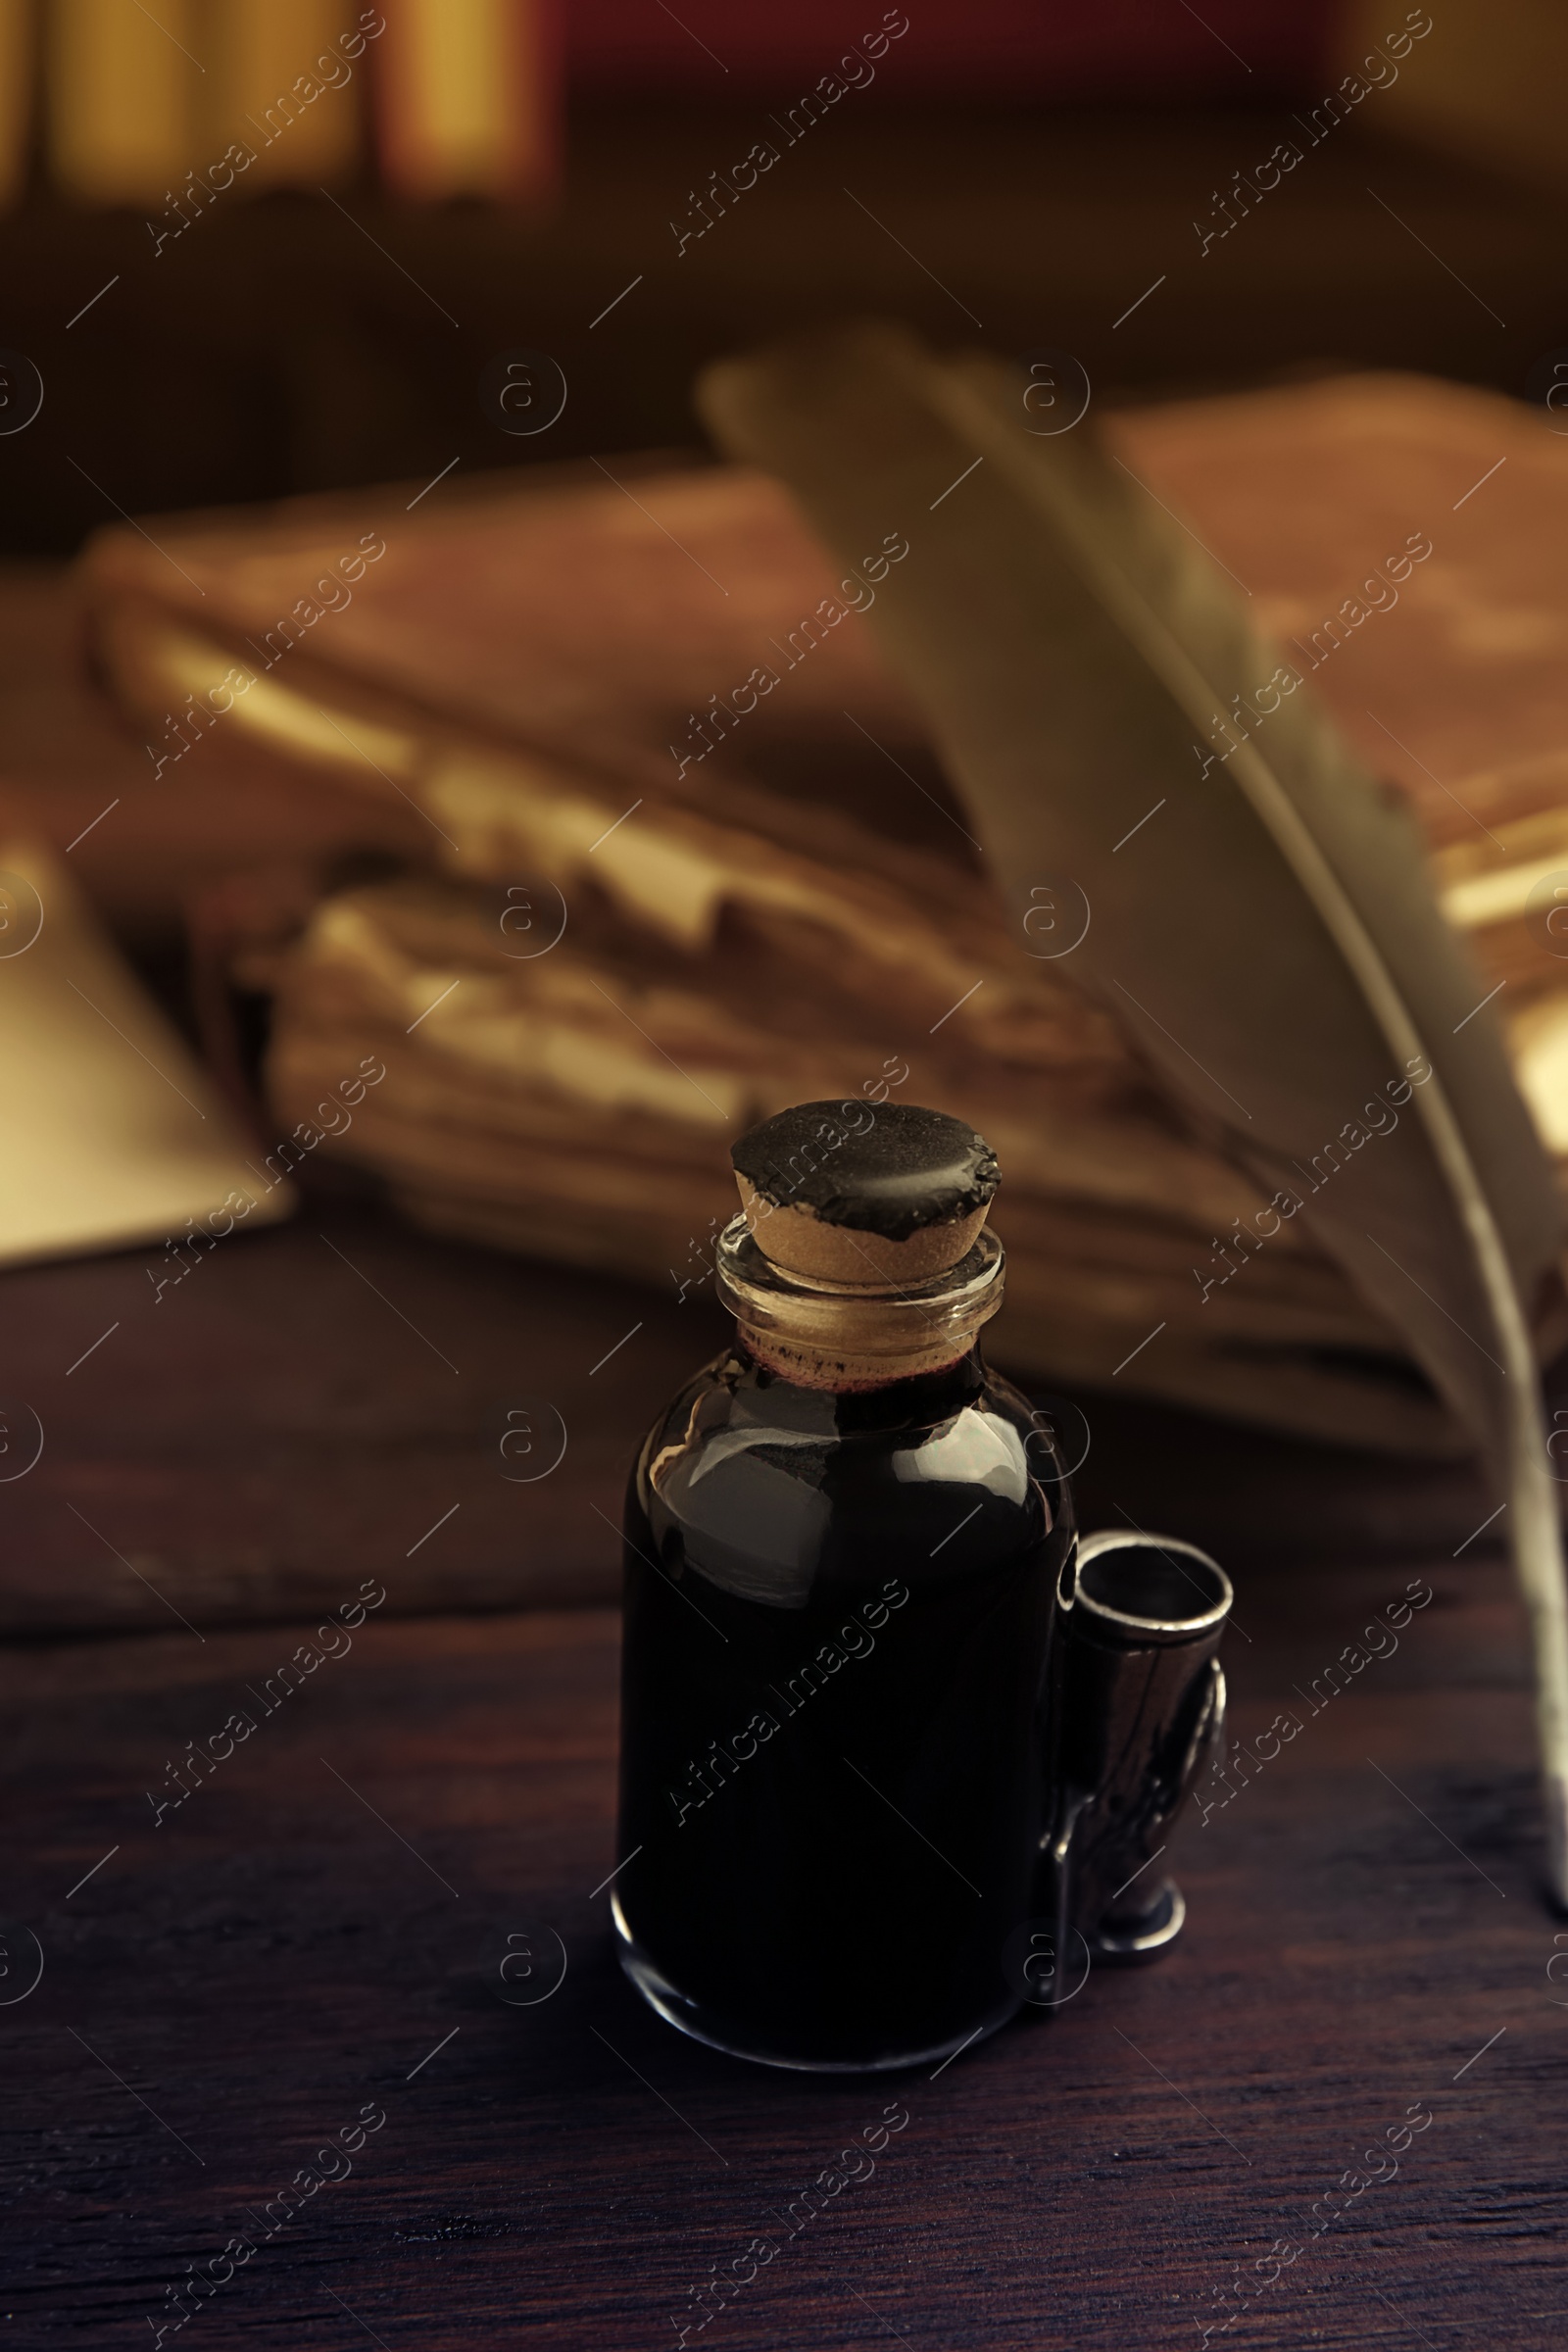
left=3, top=1197, right=1558, bottom=2341
left=0, top=1196, right=729, bottom=1637
left=0, top=1193, right=1514, bottom=1642
left=1, top=1553, right=1562, bottom=2347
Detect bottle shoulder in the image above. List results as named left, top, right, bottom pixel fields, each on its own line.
left=639, top=1348, right=1056, bottom=1473
left=633, top=1348, right=1072, bottom=1610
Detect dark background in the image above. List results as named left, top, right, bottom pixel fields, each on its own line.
left=0, top=94, right=1557, bottom=555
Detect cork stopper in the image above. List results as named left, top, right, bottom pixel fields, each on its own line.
left=731, top=1101, right=1000, bottom=1288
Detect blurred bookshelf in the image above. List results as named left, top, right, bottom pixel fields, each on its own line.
left=0, top=87, right=1561, bottom=553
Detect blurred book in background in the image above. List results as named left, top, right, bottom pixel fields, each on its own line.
left=0, top=0, right=29, bottom=210
left=206, top=0, right=364, bottom=190
left=46, top=0, right=199, bottom=206
left=10, top=3, right=1562, bottom=219
left=376, top=0, right=558, bottom=201
left=63, top=369, right=1568, bottom=1454
left=1342, top=0, right=1568, bottom=191
left=4, top=0, right=1361, bottom=214
left=33, top=0, right=557, bottom=208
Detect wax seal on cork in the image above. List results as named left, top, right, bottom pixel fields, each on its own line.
left=731, top=1101, right=1000, bottom=1286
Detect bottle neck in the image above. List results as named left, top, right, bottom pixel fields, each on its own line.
left=714, top=1213, right=1004, bottom=1393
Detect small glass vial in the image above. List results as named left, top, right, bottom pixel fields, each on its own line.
left=612, top=1101, right=1071, bottom=2072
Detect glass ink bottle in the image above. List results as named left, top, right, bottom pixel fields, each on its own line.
left=612, top=1100, right=1070, bottom=2072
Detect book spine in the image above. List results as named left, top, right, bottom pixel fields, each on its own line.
left=0, top=0, right=32, bottom=213
left=47, top=0, right=200, bottom=204
left=372, top=0, right=559, bottom=202
left=207, top=1, right=365, bottom=188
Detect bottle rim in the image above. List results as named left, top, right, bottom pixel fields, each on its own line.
left=714, top=1212, right=1004, bottom=1380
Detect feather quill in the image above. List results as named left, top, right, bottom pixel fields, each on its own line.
left=699, top=323, right=1568, bottom=1903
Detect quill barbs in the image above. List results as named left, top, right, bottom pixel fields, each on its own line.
left=700, top=322, right=1568, bottom=1902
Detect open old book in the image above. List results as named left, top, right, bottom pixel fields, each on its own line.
left=76, top=369, right=1568, bottom=1456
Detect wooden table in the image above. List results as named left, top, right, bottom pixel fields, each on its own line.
left=3, top=1201, right=1563, bottom=2348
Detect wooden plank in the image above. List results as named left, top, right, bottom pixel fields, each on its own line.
left=1, top=1564, right=1561, bottom=2347
left=0, top=1196, right=730, bottom=1636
